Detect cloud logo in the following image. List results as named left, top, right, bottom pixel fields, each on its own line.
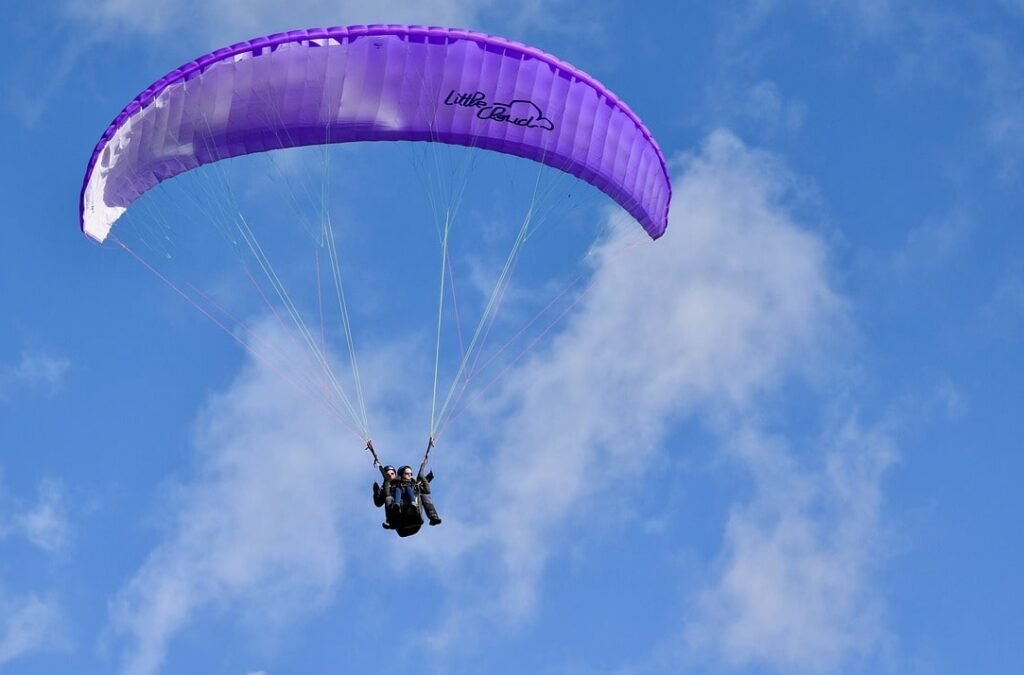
left=478, top=99, right=555, bottom=130
left=443, top=90, right=555, bottom=131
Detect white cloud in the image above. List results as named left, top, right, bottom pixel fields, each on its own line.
left=0, top=592, right=65, bottom=664
left=108, top=129, right=892, bottom=674
left=0, top=351, right=70, bottom=401
left=840, top=4, right=1024, bottom=171
left=748, top=80, right=806, bottom=131
left=64, top=0, right=509, bottom=44
left=687, top=421, right=895, bottom=673
left=0, top=473, right=72, bottom=555
left=405, top=129, right=869, bottom=662
left=21, top=0, right=533, bottom=129
left=15, top=479, right=71, bottom=554
left=5, top=36, right=90, bottom=128
left=107, top=324, right=453, bottom=675
left=850, top=207, right=975, bottom=315
left=975, top=266, right=1024, bottom=345
left=707, top=79, right=807, bottom=137
left=889, top=210, right=973, bottom=277
left=107, top=326, right=373, bottom=675
left=0, top=475, right=71, bottom=664
left=33, top=0, right=566, bottom=138
left=934, top=376, right=967, bottom=420
left=998, top=0, right=1024, bottom=14
left=714, top=3, right=1024, bottom=171
left=813, top=0, right=899, bottom=37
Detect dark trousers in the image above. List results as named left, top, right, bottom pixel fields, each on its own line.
left=420, top=492, right=440, bottom=521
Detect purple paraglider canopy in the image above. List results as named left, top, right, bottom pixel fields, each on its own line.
left=81, top=24, right=671, bottom=242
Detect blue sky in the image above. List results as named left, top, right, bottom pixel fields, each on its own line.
left=2, top=1, right=1023, bottom=674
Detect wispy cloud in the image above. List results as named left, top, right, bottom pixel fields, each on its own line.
left=4, top=0, right=535, bottom=132
left=402, top=129, right=882, bottom=671
left=855, top=205, right=983, bottom=335
left=885, top=210, right=974, bottom=281
left=687, top=421, right=896, bottom=673
left=0, top=592, right=65, bottom=664
left=0, top=474, right=70, bottom=665
left=63, top=0, right=516, bottom=44
left=106, top=327, right=446, bottom=675
left=980, top=267, right=1024, bottom=336
left=997, top=0, right=1024, bottom=15
left=15, top=479, right=72, bottom=554
left=108, top=129, right=892, bottom=674
left=0, top=472, right=72, bottom=555
left=5, top=34, right=91, bottom=128
left=709, top=2, right=1024, bottom=172
left=707, top=79, right=807, bottom=138
left=0, top=351, right=70, bottom=401
left=481, top=129, right=835, bottom=595
left=825, top=2, right=1024, bottom=173
left=28, top=0, right=563, bottom=134
left=107, top=330, right=368, bottom=675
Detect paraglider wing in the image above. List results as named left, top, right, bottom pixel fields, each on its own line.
left=80, top=25, right=671, bottom=243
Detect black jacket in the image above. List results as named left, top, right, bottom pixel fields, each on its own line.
left=372, top=465, right=396, bottom=508
left=415, top=470, right=434, bottom=495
